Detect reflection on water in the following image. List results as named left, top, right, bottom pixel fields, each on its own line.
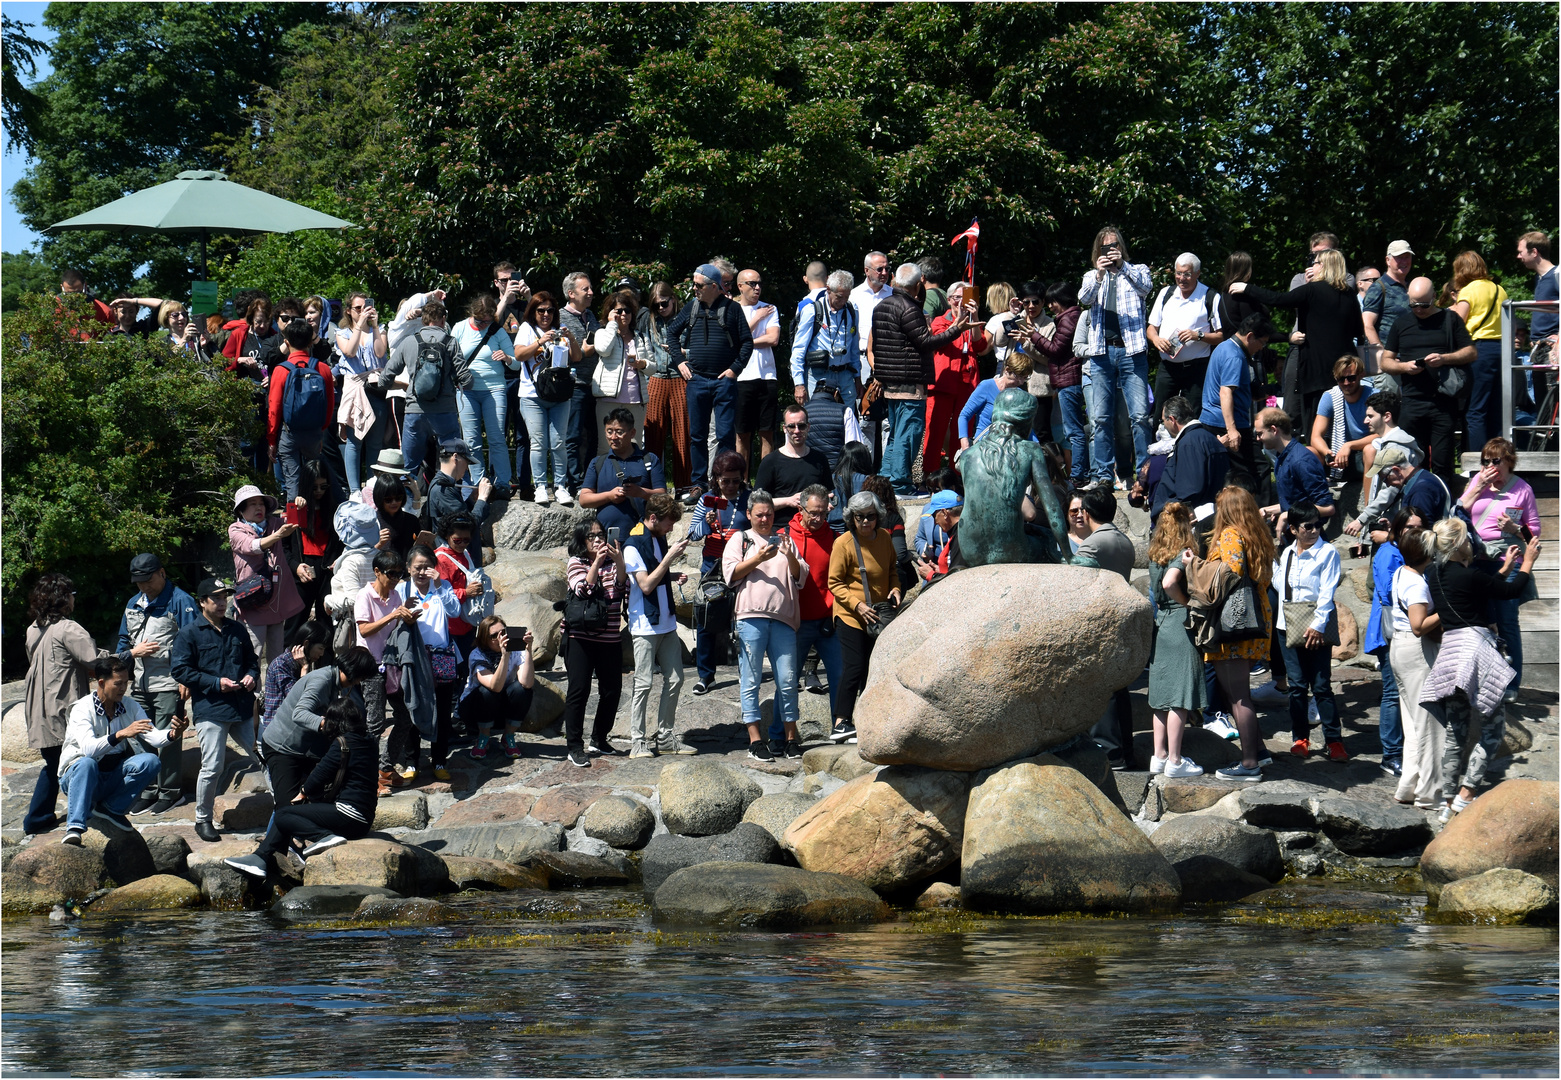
left=2, top=886, right=1556, bottom=1076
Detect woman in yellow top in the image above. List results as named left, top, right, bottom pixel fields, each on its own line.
left=826, top=489, right=901, bottom=744
left=1450, top=250, right=1510, bottom=452
left=1202, top=485, right=1276, bottom=783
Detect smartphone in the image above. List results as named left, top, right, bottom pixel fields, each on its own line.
left=285, top=503, right=302, bottom=527
left=607, top=526, right=621, bottom=544
left=365, top=297, right=377, bottom=312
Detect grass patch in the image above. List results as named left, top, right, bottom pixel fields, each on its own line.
left=448, top=928, right=729, bottom=950
left=1226, top=908, right=1403, bottom=929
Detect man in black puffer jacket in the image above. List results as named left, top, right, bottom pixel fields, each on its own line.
left=668, top=263, right=754, bottom=492
left=870, top=263, right=970, bottom=497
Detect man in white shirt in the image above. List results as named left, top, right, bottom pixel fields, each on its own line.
left=735, top=269, right=781, bottom=461
left=1147, top=252, right=1224, bottom=428
left=623, top=494, right=695, bottom=758
left=850, top=250, right=892, bottom=365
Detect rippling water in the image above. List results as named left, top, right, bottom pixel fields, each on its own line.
left=3, top=883, right=1556, bottom=1076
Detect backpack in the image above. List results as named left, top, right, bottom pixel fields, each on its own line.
left=411, top=334, right=451, bottom=404
left=793, top=295, right=857, bottom=369
left=679, top=298, right=737, bottom=353
left=281, top=357, right=328, bottom=429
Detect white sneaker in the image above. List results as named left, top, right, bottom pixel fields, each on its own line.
left=554, top=487, right=573, bottom=505
left=1205, top=714, right=1240, bottom=741
left=1251, top=680, right=1288, bottom=706
left=1163, top=758, right=1204, bottom=778
left=534, top=486, right=551, bottom=505
left=1149, top=755, right=1167, bottom=776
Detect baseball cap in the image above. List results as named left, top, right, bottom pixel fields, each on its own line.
left=1364, top=444, right=1413, bottom=478
left=439, top=439, right=475, bottom=461
left=197, top=576, right=235, bottom=599
left=928, top=490, right=964, bottom=513
left=129, top=553, right=163, bottom=582
left=1386, top=240, right=1415, bottom=258
left=694, top=263, right=724, bottom=286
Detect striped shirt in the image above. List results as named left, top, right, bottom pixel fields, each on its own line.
left=564, top=557, right=627, bottom=644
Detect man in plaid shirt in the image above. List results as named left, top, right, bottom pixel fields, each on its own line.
left=1078, top=225, right=1153, bottom=490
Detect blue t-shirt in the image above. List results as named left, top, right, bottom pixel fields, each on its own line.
left=1274, top=437, right=1333, bottom=511
left=1401, top=469, right=1448, bottom=524
left=1201, top=337, right=1251, bottom=430
left=1317, top=381, right=1373, bottom=441
left=1533, top=267, right=1559, bottom=339
left=581, top=447, right=666, bottom=536
left=450, top=319, right=515, bottom=394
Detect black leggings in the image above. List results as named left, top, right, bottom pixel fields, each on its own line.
left=459, top=679, right=535, bottom=731
left=266, top=750, right=317, bottom=808
left=561, top=634, right=624, bottom=752
left=258, top=802, right=370, bottom=859
left=835, top=618, right=876, bottom=722
left=429, top=681, right=458, bottom=766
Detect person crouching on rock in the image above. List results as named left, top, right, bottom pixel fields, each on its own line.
left=460, top=615, right=535, bottom=761
left=262, top=645, right=377, bottom=805
left=57, top=656, right=187, bottom=845
left=225, top=697, right=379, bottom=879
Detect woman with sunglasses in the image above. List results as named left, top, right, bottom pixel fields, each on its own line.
left=687, top=451, right=750, bottom=696
left=157, top=301, right=212, bottom=361
left=1308, top=354, right=1375, bottom=484
left=1272, top=501, right=1345, bottom=761
left=1458, top=437, right=1542, bottom=702
left=826, top=489, right=901, bottom=743
left=592, top=289, right=648, bottom=437
left=513, top=291, right=577, bottom=504
left=638, top=282, right=691, bottom=493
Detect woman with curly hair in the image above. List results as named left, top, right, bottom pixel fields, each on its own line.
left=23, top=573, right=107, bottom=834
left=1146, top=503, right=1205, bottom=777
left=1201, top=485, right=1276, bottom=782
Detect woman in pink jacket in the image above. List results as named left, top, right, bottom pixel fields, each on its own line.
left=229, top=484, right=305, bottom=667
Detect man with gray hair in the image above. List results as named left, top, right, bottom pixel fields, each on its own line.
left=790, top=269, right=861, bottom=410
left=849, top=250, right=892, bottom=358
left=669, top=262, right=754, bottom=490
left=869, top=262, right=970, bottom=497
left=1147, top=252, right=1224, bottom=428
left=560, top=271, right=601, bottom=491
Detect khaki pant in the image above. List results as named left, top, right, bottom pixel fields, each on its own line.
left=630, top=630, right=684, bottom=745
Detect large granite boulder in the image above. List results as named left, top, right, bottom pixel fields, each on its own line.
left=960, top=756, right=1180, bottom=913
left=582, top=795, right=656, bottom=850
left=742, top=793, right=819, bottom=844
left=145, top=833, right=191, bottom=877
left=271, top=884, right=401, bottom=917
left=90, top=874, right=202, bottom=913
left=1200, top=780, right=1328, bottom=830
left=442, top=856, right=550, bottom=892
left=1149, top=815, right=1284, bottom=882
left=491, top=502, right=593, bottom=552
left=658, top=760, right=763, bottom=837
left=641, top=823, right=779, bottom=895
left=651, top=862, right=894, bottom=929
left=413, top=823, right=565, bottom=863
left=1436, top=869, right=1557, bottom=924
left=854, top=565, right=1151, bottom=771
left=3, top=841, right=109, bottom=914
left=1421, top=780, right=1559, bottom=902
left=800, top=745, right=877, bottom=781
left=302, top=838, right=451, bottom=896
left=0, top=704, right=42, bottom=764
left=783, top=767, right=971, bottom=893
left=1308, top=793, right=1433, bottom=856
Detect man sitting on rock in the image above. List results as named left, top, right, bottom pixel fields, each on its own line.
left=57, top=656, right=187, bottom=845
left=916, top=489, right=966, bottom=582
left=1074, top=486, right=1140, bottom=771
left=262, top=646, right=377, bottom=805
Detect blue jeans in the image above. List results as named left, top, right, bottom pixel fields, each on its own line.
left=565, top=380, right=597, bottom=490
left=807, top=368, right=858, bottom=413
left=736, top=617, right=799, bottom=735
left=883, top=397, right=927, bottom=494
left=276, top=426, right=323, bottom=501
left=458, top=385, right=512, bottom=486
left=1057, top=383, right=1089, bottom=484
left=1084, top=347, right=1150, bottom=482
left=515, top=395, right=571, bottom=489
left=1497, top=562, right=1529, bottom=693
left=59, top=752, right=160, bottom=830
left=1376, top=645, right=1402, bottom=760
left=342, top=393, right=390, bottom=493
left=687, top=373, right=737, bottom=488
left=1281, top=638, right=1339, bottom=743
left=775, top=617, right=843, bottom=740
left=1465, top=339, right=1503, bottom=452
left=402, top=409, right=461, bottom=481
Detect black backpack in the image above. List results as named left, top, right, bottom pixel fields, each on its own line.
left=793, top=295, right=856, bottom=369
left=411, top=334, right=451, bottom=404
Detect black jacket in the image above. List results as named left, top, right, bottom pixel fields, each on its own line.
left=1151, top=421, right=1229, bottom=522
left=170, top=617, right=260, bottom=727
left=303, top=730, right=379, bottom=823
left=669, top=296, right=753, bottom=379
left=870, top=288, right=962, bottom=389
left=425, top=471, right=489, bottom=560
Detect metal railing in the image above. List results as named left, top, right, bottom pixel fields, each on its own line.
left=1502, top=299, right=1559, bottom=451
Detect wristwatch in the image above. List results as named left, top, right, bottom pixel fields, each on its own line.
left=1197, top=329, right=1205, bottom=341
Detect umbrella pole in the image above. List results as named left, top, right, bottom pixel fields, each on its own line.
left=200, top=231, right=208, bottom=279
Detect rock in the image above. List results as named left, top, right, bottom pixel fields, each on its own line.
left=652, top=862, right=894, bottom=928
left=800, top=772, right=845, bottom=797
left=800, top=744, right=876, bottom=780
left=582, top=795, right=655, bottom=850
left=960, top=755, right=1181, bottom=914
left=1201, top=779, right=1327, bottom=830
left=1173, top=856, right=1274, bottom=903
left=78, top=823, right=156, bottom=886
left=525, top=678, right=567, bottom=731
left=0, top=705, right=42, bottom=764
left=1500, top=717, right=1534, bottom=757
left=435, top=792, right=538, bottom=829
left=355, top=895, right=460, bottom=922
left=442, top=856, right=550, bottom=892
left=188, top=862, right=253, bottom=908
left=373, top=791, right=430, bottom=830
left=742, top=793, right=819, bottom=844
left=2, top=841, right=108, bottom=914
left=145, top=833, right=191, bottom=876
left=492, top=592, right=565, bottom=669
left=271, top=884, right=402, bottom=917
left=1157, top=776, right=1243, bottom=814
left=302, top=838, right=452, bottom=896
left=492, top=555, right=569, bottom=605
left=530, top=849, right=633, bottom=887
left=641, top=823, right=780, bottom=894
left=89, top=874, right=202, bottom=912
left=1421, top=779, right=1559, bottom=902
left=531, top=785, right=612, bottom=828
left=1437, top=868, right=1558, bottom=923
left=413, top=823, right=565, bottom=863
left=658, top=760, right=764, bottom=837
left=855, top=565, right=1151, bottom=772
left=793, top=687, right=835, bottom=746
left=914, top=881, right=963, bottom=910
left=212, top=791, right=274, bottom=832
left=1307, top=793, right=1433, bottom=856
left=1051, top=740, right=1129, bottom=811
left=1150, top=816, right=1284, bottom=882
left=490, top=500, right=593, bottom=552
left=783, top=767, right=971, bottom=893
left=1331, top=602, right=1360, bottom=662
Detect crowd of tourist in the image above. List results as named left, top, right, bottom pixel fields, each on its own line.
left=24, top=228, right=1554, bottom=876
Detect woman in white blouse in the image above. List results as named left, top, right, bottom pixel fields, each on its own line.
left=1387, top=525, right=1443, bottom=809
left=1271, top=501, right=1344, bottom=761
left=592, top=289, right=648, bottom=438
left=512, top=291, right=578, bottom=505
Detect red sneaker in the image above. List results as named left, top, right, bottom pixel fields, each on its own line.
left=1290, top=739, right=1309, bottom=757
left=1326, top=740, right=1349, bottom=762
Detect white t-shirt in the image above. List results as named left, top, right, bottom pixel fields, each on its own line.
left=850, top=282, right=892, bottom=354
left=623, top=542, right=678, bottom=636
left=1389, top=565, right=1433, bottom=637
left=460, top=648, right=523, bottom=702
left=739, top=303, right=779, bottom=381
left=1148, top=283, right=1221, bottom=363
left=513, top=323, right=571, bottom=399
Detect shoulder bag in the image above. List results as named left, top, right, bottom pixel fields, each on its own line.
left=1281, top=548, right=1340, bottom=650
left=851, top=533, right=899, bottom=638
left=555, top=579, right=611, bottom=632
left=234, top=544, right=280, bottom=613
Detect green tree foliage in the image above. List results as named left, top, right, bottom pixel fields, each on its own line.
left=2, top=13, right=50, bottom=154
left=1, top=296, right=259, bottom=670
left=1, top=250, right=57, bottom=311
left=209, top=191, right=369, bottom=303
left=10, top=2, right=337, bottom=296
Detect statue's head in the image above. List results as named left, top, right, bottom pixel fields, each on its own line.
left=991, top=387, right=1036, bottom=430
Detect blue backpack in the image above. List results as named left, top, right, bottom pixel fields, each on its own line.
left=281, top=357, right=328, bottom=429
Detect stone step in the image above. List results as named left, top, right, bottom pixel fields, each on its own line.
left=1519, top=597, right=1557, bottom=629
left=1519, top=628, right=1558, bottom=666
left=1522, top=664, right=1557, bottom=691
left=1532, top=569, right=1558, bottom=598
left=1461, top=451, right=1559, bottom=473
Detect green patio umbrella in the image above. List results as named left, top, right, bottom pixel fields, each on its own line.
left=45, top=169, right=356, bottom=277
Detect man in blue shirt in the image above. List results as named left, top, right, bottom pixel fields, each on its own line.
left=1366, top=443, right=1449, bottom=524
left=1200, top=314, right=1274, bottom=495
left=791, top=269, right=861, bottom=412
left=1518, top=231, right=1557, bottom=405
left=1257, top=406, right=1334, bottom=534
left=578, top=407, right=667, bottom=537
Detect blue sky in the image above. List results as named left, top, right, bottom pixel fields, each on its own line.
left=2, top=1, right=53, bottom=254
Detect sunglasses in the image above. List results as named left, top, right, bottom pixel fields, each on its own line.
left=535, top=307, right=555, bottom=314
left=1408, top=301, right=1435, bottom=309
left=1338, top=375, right=1360, bottom=384
left=739, top=280, right=762, bottom=288
left=1294, top=522, right=1319, bottom=532
left=784, top=423, right=809, bottom=431
left=656, top=300, right=675, bottom=309
left=1481, top=457, right=1506, bottom=466
left=857, top=512, right=879, bottom=520
left=378, top=569, right=406, bottom=580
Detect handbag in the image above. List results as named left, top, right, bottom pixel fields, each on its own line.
left=332, top=609, right=357, bottom=655
left=234, top=547, right=280, bottom=612
left=535, top=363, right=574, bottom=403
left=851, top=533, right=898, bottom=638
left=555, top=583, right=611, bottom=631
left=428, top=644, right=460, bottom=685
left=1282, top=548, right=1341, bottom=650
left=1218, top=575, right=1267, bottom=639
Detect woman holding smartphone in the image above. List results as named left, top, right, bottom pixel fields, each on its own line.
left=512, top=291, right=577, bottom=505
left=459, top=615, right=535, bottom=760
left=560, top=516, right=628, bottom=768
left=1457, top=437, right=1542, bottom=701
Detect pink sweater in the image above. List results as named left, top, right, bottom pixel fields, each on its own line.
left=722, top=531, right=806, bottom=630
left=1462, top=474, right=1541, bottom=542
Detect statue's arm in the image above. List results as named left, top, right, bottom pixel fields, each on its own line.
left=1030, top=456, right=1073, bottom=564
